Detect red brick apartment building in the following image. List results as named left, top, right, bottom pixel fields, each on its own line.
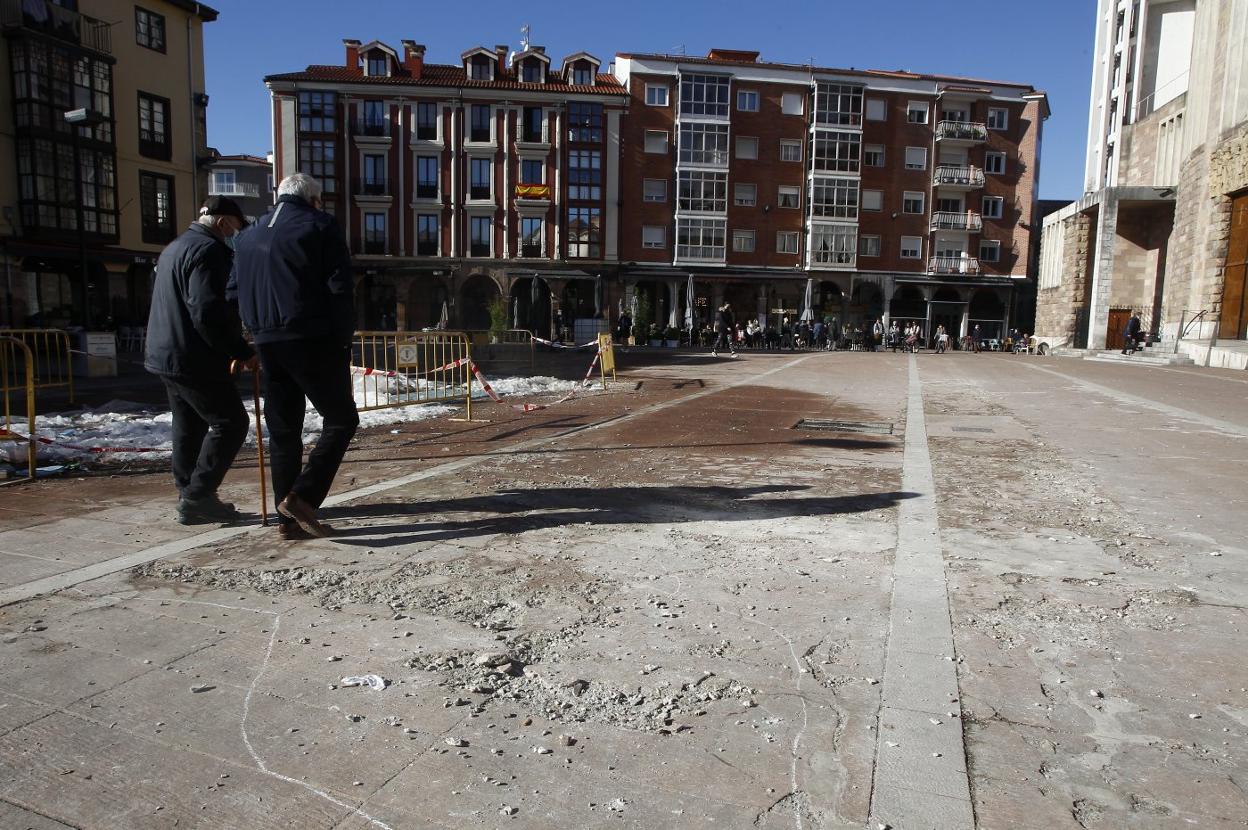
left=266, top=43, right=1047, bottom=340
left=266, top=39, right=627, bottom=335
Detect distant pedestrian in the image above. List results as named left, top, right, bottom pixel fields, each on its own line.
left=1122, top=312, right=1142, bottom=354
left=711, top=302, right=737, bottom=357
left=145, top=195, right=254, bottom=525
left=935, top=324, right=949, bottom=354
left=872, top=318, right=884, bottom=352
left=616, top=311, right=632, bottom=345
left=972, top=324, right=983, bottom=353
left=229, top=173, right=358, bottom=540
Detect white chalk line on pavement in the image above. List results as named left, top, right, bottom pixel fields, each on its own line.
left=0, top=354, right=815, bottom=609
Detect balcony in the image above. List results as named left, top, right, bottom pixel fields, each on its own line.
left=933, top=165, right=985, bottom=189
left=209, top=181, right=261, bottom=198
left=928, top=256, right=980, bottom=275
left=515, top=183, right=551, bottom=200
left=361, top=239, right=387, bottom=256
left=351, top=178, right=392, bottom=198
left=350, top=120, right=391, bottom=142
left=935, top=120, right=987, bottom=143
left=1, top=0, right=111, bottom=54
left=930, top=211, right=983, bottom=232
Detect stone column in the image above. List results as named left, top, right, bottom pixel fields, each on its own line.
left=756, top=284, right=768, bottom=328
left=1086, top=195, right=1119, bottom=349
left=668, top=281, right=681, bottom=329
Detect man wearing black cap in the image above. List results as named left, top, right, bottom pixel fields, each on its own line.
left=145, top=195, right=256, bottom=525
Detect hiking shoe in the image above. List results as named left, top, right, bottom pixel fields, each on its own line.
left=710, top=351, right=718, bottom=357
left=177, top=495, right=242, bottom=525
left=277, top=492, right=334, bottom=538
left=277, top=522, right=312, bottom=542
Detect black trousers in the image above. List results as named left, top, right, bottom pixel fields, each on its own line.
left=258, top=339, right=359, bottom=522
left=161, top=374, right=249, bottom=501
left=712, top=329, right=735, bottom=352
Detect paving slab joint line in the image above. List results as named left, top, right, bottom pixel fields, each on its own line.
left=868, top=355, right=974, bottom=829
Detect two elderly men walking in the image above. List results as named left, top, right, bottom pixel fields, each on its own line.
left=144, top=173, right=357, bottom=538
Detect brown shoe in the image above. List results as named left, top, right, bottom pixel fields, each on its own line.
left=276, top=493, right=334, bottom=538
left=277, top=523, right=312, bottom=542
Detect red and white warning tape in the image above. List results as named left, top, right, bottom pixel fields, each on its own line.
left=531, top=336, right=601, bottom=350
left=0, top=431, right=168, bottom=455
left=350, top=356, right=470, bottom=379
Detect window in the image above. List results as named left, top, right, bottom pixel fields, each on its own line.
left=416, top=102, right=438, bottom=140
left=567, top=150, right=602, bottom=200
left=211, top=169, right=236, bottom=194
left=812, top=131, right=861, bottom=173
left=139, top=171, right=175, bottom=244
left=362, top=154, right=386, bottom=192
left=678, top=123, right=729, bottom=165
left=567, top=102, right=603, bottom=142
left=779, top=140, right=802, bottom=162
left=469, top=104, right=491, bottom=142
left=903, top=191, right=925, bottom=214
left=907, top=100, right=929, bottom=124
left=734, top=183, right=756, bottom=206
left=904, top=146, right=927, bottom=170
left=645, top=84, right=669, bottom=106
left=468, top=55, right=492, bottom=81
left=864, top=144, right=884, bottom=167
left=982, top=195, right=1004, bottom=219
left=732, top=229, right=755, bottom=252
left=520, top=159, right=544, bottom=185
left=980, top=239, right=1001, bottom=262
left=298, top=139, right=336, bottom=194
left=777, top=231, right=799, bottom=254
left=470, top=216, right=492, bottom=257
left=520, top=60, right=543, bottom=83
left=642, top=225, right=666, bottom=249
left=865, top=98, right=887, bottom=121
left=361, top=100, right=385, bottom=134
left=364, top=212, right=386, bottom=252
left=137, top=92, right=170, bottom=160
left=814, top=83, right=863, bottom=126
left=942, top=109, right=968, bottom=123
left=900, top=235, right=923, bottom=259
left=984, top=152, right=1006, bottom=175
left=737, top=90, right=759, bottom=112
left=416, top=156, right=438, bottom=199
left=736, top=136, right=758, bottom=160
left=678, top=170, right=727, bottom=212
left=680, top=74, right=731, bottom=119
left=469, top=157, right=491, bottom=199
left=859, top=235, right=881, bottom=257
left=811, top=225, right=856, bottom=265
left=987, top=107, right=1009, bottom=130
left=135, top=7, right=165, bottom=52
left=521, top=106, right=544, bottom=143
left=861, top=189, right=883, bottom=211
left=676, top=217, right=726, bottom=260
left=16, top=137, right=117, bottom=237
left=645, top=130, right=668, bottom=154
left=567, top=207, right=601, bottom=257
left=643, top=178, right=667, bottom=202
left=572, top=65, right=594, bottom=86
left=298, top=91, right=336, bottom=133
left=936, top=197, right=963, bottom=213
left=778, top=186, right=800, bottom=209
left=367, top=55, right=388, bottom=77
left=417, top=214, right=439, bottom=255
left=812, top=177, right=859, bottom=219
left=781, top=92, right=804, bottom=116
left=520, top=217, right=543, bottom=257
left=11, top=40, right=113, bottom=141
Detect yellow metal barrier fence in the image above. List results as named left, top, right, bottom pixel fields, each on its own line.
left=351, top=330, right=474, bottom=418
left=0, top=336, right=37, bottom=484
left=0, top=328, right=74, bottom=403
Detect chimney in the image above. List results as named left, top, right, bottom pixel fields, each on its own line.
left=402, top=40, right=425, bottom=79
left=495, top=44, right=509, bottom=76
left=343, top=38, right=362, bottom=70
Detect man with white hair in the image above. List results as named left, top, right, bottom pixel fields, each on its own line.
left=145, top=195, right=255, bottom=524
left=228, top=173, right=357, bottom=539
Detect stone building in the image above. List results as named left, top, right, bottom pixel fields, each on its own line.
left=1035, top=0, right=1248, bottom=368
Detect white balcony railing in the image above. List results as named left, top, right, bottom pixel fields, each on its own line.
left=933, top=165, right=985, bottom=188
left=930, top=211, right=983, bottom=231
left=209, top=182, right=261, bottom=198
left=935, top=120, right=988, bottom=142
left=928, top=256, right=980, bottom=275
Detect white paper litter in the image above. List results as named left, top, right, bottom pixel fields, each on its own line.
left=340, top=674, right=388, bottom=691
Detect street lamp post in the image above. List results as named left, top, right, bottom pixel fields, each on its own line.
left=63, top=107, right=103, bottom=330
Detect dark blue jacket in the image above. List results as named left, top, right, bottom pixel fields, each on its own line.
left=227, top=195, right=354, bottom=346
left=144, top=222, right=253, bottom=379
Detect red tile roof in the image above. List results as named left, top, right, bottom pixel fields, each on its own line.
left=265, top=63, right=628, bottom=96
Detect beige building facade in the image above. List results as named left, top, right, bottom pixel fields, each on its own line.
left=1036, top=0, right=1248, bottom=368
left=0, top=0, right=216, bottom=332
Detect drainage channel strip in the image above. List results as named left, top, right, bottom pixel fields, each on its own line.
left=794, top=419, right=895, bottom=435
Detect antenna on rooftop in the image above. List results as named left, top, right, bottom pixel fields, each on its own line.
left=520, top=23, right=531, bottom=52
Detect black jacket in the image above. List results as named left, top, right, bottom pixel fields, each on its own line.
left=1124, top=316, right=1142, bottom=338
left=144, top=222, right=253, bottom=379
left=227, top=195, right=354, bottom=346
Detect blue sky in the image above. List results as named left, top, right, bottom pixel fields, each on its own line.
left=204, top=0, right=1096, bottom=200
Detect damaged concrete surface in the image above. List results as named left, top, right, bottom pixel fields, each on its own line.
left=0, top=353, right=1245, bottom=828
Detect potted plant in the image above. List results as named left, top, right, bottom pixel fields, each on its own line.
left=663, top=326, right=680, bottom=348
left=647, top=322, right=663, bottom=348
left=632, top=295, right=652, bottom=347
left=487, top=297, right=508, bottom=344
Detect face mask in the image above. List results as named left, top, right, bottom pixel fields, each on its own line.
left=225, top=234, right=237, bottom=252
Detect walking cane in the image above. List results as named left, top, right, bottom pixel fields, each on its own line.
left=232, top=360, right=268, bottom=526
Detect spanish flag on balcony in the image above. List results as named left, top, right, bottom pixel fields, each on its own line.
left=515, top=184, right=551, bottom=199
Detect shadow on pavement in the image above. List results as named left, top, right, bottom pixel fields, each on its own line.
left=321, top=484, right=919, bottom=547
